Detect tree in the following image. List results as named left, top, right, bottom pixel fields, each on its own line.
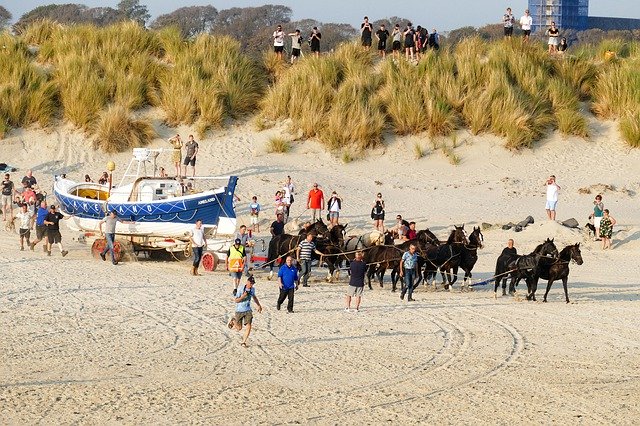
left=151, top=5, right=218, bottom=38
left=83, top=7, right=126, bottom=27
left=14, top=4, right=88, bottom=33
left=0, top=6, right=11, bottom=29
left=117, top=0, right=150, bottom=26
left=445, top=26, right=478, bottom=46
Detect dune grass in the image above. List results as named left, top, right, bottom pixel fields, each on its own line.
left=93, top=105, right=157, bottom=153
left=267, top=137, right=291, bottom=153
left=3, top=23, right=640, bottom=151
left=619, top=110, right=640, bottom=148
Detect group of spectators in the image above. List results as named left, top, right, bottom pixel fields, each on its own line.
left=1, top=170, right=69, bottom=256
left=502, top=7, right=569, bottom=53
left=272, top=16, right=441, bottom=63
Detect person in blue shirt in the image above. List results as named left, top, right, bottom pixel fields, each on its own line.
left=277, top=256, right=299, bottom=313
left=400, top=244, right=419, bottom=301
left=228, top=275, right=263, bottom=347
left=29, top=200, right=49, bottom=252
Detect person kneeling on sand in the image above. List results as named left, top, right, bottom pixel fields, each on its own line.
left=228, top=276, right=263, bottom=347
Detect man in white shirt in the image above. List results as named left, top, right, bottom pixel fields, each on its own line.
left=273, top=24, right=285, bottom=60
left=520, top=9, right=533, bottom=41
left=190, top=219, right=207, bottom=276
left=545, top=175, right=561, bottom=221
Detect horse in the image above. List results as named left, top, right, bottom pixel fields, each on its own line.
left=265, top=221, right=329, bottom=279
left=327, top=223, right=347, bottom=247
left=344, top=230, right=386, bottom=252
left=449, top=226, right=483, bottom=291
left=535, top=243, right=583, bottom=303
left=506, top=238, right=559, bottom=301
left=423, top=225, right=469, bottom=290
left=297, top=219, right=330, bottom=237
left=363, top=244, right=403, bottom=290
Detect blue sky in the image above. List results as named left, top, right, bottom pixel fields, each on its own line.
left=4, top=1, right=640, bottom=31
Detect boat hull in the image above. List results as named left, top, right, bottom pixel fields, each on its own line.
left=53, top=176, right=238, bottom=238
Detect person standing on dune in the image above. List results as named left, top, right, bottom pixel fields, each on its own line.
left=545, top=175, right=560, bottom=221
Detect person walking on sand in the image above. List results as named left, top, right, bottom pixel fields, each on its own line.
left=99, top=210, right=130, bottom=265
left=520, top=9, right=533, bottom=42
left=43, top=205, right=69, bottom=257
left=545, top=175, right=560, bottom=221
left=2, top=173, right=16, bottom=222
left=372, top=193, right=385, bottom=232
left=277, top=256, right=299, bottom=313
left=307, top=183, right=325, bottom=222
left=599, top=209, right=616, bottom=250
left=273, top=24, right=285, bottom=60
left=228, top=275, right=263, bottom=347
left=400, top=243, right=419, bottom=302
left=503, top=7, right=515, bottom=38
left=183, top=135, right=198, bottom=177
left=297, top=233, right=324, bottom=287
left=30, top=200, right=48, bottom=252
left=168, top=134, right=183, bottom=177
left=17, top=204, right=32, bottom=251
left=589, top=194, right=604, bottom=241
left=327, top=191, right=342, bottom=226
left=227, top=238, right=247, bottom=296
left=189, top=218, right=207, bottom=275
left=346, top=251, right=366, bottom=312
left=249, top=196, right=261, bottom=233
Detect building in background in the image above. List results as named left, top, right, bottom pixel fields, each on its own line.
left=528, top=0, right=589, bottom=32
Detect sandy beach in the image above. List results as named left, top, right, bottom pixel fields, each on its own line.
left=2, top=116, right=640, bottom=424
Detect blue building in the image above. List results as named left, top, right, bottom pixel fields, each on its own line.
left=528, top=0, right=589, bottom=32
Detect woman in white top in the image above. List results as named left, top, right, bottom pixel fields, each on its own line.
left=328, top=191, right=342, bottom=226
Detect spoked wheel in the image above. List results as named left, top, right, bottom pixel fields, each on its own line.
left=91, top=238, right=133, bottom=263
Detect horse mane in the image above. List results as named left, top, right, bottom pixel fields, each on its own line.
left=558, top=244, right=578, bottom=260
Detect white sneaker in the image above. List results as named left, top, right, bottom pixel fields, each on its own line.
left=344, top=308, right=351, bottom=313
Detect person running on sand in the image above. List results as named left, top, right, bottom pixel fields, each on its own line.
left=183, top=135, right=198, bottom=177
left=2, top=173, right=16, bottom=222
left=288, top=29, right=303, bottom=63
left=400, top=243, right=418, bottom=302
left=273, top=25, right=285, bottom=59
left=307, top=183, right=325, bottom=222
left=249, top=196, right=261, bottom=233
left=545, top=175, right=560, bottom=221
left=371, top=193, right=385, bottom=232
left=168, top=134, right=183, bottom=177
left=17, top=204, right=32, bottom=251
left=376, top=24, right=389, bottom=57
left=228, top=275, right=263, bottom=347
left=520, top=9, right=533, bottom=42
left=599, top=209, right=616, bottom=250
left=189, top=218, right=207, bottom=276
left=43, top=205, right=69, bottom=257
left=277, top=256, right=299, bottom=313
left=589, top=194, right=604, bottom=241
left=30, top=200, right=48, bottom=252
left=345, top=251, right=366, bottom=312
left=361, top=16, right=373, bottom=49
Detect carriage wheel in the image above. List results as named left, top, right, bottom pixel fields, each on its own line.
left=202, top=252, right=218, bottom=272
left=91, top=238, right=125, bottom=263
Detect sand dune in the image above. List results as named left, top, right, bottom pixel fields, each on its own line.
left=1, top=121, right=639, bottom=423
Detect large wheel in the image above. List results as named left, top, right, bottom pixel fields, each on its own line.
left=202, top=252, right=219, bottom=272
left=91, top=238, right=124, bottom=263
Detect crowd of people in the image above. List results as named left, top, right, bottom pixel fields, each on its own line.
left=502, top=7, right=569, bottom=53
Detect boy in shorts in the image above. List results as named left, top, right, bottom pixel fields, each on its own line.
left=228, top=276, right=263, bottom=347
left=249, top=196, right=261, bottom=232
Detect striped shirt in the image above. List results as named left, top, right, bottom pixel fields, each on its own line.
left=298, top=240, right=316, bottom=260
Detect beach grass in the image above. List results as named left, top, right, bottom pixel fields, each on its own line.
left=620, top=110, right=640, bottom=148
left=93, top=105, right=157, bottom=153
left=267, top=137, right=291, bottom=153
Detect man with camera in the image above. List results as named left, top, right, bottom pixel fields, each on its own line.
left=309, top=26, right=321, bottom=57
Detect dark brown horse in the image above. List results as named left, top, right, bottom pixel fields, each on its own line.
left=423, top=225, right=469, bottom=289
left=507, top=238, right=559, bottom=301
left=535, top=243, right=583, bottom=303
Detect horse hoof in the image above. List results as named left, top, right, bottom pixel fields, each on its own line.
left=543, top=299, right=547, bottom=303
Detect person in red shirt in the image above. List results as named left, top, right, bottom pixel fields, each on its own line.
left=307, top=183, right=325, bottom=222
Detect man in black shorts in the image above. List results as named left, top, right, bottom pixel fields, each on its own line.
left=288, top=29, right=302, bottom=64
left=273, top=25, right=285, bottom=59
left=391, top=24, right=402, bottom=58
left=43, top=205, right=68, bottom=257
left=503, top=7, right=515, bottom=38
left=361, top=16, right=373, bottom=48
left=375, top=24, right=389, bottom=58
left=183, top=134, right=198, bottom=177
left=309, top=26, right=321, bottom=57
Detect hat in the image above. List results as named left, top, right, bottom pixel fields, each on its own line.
left=247, top=275, right=255, bottom=284
left=49, top=205, right=56, bottom=209
left=234, top=238, right=241, bottom=244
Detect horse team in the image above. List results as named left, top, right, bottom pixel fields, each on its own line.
left=265, top=219, right=583, bottom=303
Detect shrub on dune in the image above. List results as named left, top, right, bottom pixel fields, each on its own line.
left=93, top=105, right=156, bottom=153
left=619, top=110, right=640, bottom=148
